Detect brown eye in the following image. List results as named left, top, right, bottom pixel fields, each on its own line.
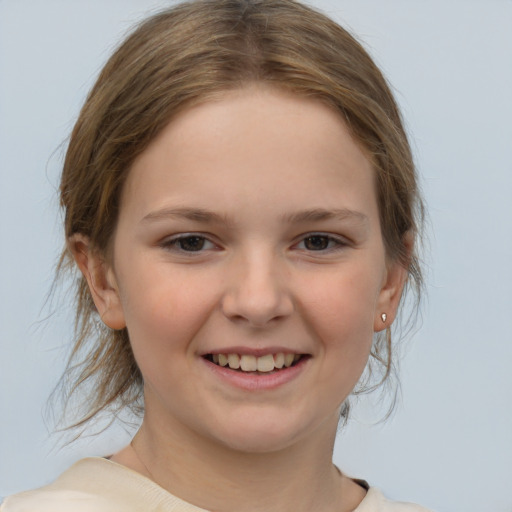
left=177, top=236, right=207, bottom=251
left=303, top=235, right=331, bottom=251
left=161, top=233, right=217, bottom=254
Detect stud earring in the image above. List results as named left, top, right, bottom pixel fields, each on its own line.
left=381, top=313, right=387, bottom=323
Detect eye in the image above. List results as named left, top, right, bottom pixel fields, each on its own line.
left=296, top=234, right=346, bottom=252
left=162, top=234, right=216, bottom=253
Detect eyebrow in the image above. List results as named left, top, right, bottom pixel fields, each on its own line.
left=142, top=206, right=368, bottom=227
left=142, top=207, right=231, bottom=225
left=282, top=208, right=369, bottom=225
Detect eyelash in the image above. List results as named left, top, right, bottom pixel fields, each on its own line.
left=160, top=232, right=347, bottom=254
left=294, top=233, right=347, bottom=252
left=161, top=234, right=217, bottom=253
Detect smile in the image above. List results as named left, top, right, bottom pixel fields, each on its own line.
left=205, top=353, right=304, bottom=373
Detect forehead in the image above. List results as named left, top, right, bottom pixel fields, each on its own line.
left=121, top=85, right=378, bottom=223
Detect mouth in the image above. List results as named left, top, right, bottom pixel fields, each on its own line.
left=203, top=352, right=308, bottom=374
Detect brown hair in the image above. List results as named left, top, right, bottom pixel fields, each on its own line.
left=57, top=0, right=423, bottom=430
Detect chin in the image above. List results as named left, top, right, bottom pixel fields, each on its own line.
left=217, top=431, right=300, bottom=455
left=204, top=412, right=321, bottom=455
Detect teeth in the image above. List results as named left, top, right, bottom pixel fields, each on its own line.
left=228, top=353, right=240, bottom=369
left=257, top=354, right=275, bottom=372
left=210, top=352, right=302, bottom=372
left=240, top=355, right=257, bottom=372
left=284, top=353, right=295, bottom=367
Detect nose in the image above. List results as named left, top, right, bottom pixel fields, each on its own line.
left=221, top=248, right=294, bottom=327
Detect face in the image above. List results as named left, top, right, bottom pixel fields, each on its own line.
left=80, top=86, right=406, bottom=453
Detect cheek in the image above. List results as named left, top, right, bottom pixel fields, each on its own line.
left=301, top=267, right=380, bottom=363
left=306, top=266, right=379, bottom=327
left=119, top=279, right=218, bottom=397
left=117, top=265, right=220, bottom=359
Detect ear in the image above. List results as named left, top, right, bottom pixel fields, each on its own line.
left=68, top=234, right=126, bottom=330
left=374, top=257, right=408, bottom=332
left=374, top=232, right=414, bottom=332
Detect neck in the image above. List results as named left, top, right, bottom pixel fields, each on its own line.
left=129, top=408, right=351, bottom=512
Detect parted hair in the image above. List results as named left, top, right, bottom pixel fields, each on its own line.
left=57, top=0, right=423, bottom=430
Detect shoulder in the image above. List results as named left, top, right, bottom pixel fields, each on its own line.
left=1, top=489, right=115, bottom=512
left=0, top=458, right=129, bottom=512
left=0, top=458, right=206, bottom=512
left=356, top=487, right=434, bottom=512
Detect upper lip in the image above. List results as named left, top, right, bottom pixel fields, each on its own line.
left=199, top=346, right=309, bottom=357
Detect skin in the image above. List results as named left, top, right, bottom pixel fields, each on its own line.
left=72, top=85, right=407, bottom=512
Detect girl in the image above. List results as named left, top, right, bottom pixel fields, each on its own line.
left=1, top=1, right=430, bottom=510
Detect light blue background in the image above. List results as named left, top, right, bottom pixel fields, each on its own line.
left=1, top=1, right=511, bottom=511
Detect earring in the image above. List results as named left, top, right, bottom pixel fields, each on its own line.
left=381, top=313, right=387, bottom=323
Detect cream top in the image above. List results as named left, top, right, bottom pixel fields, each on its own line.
left=1, top=458, right=432, bottom=511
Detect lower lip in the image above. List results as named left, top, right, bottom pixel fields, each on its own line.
left=201, top=356, right=310, bottom=391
